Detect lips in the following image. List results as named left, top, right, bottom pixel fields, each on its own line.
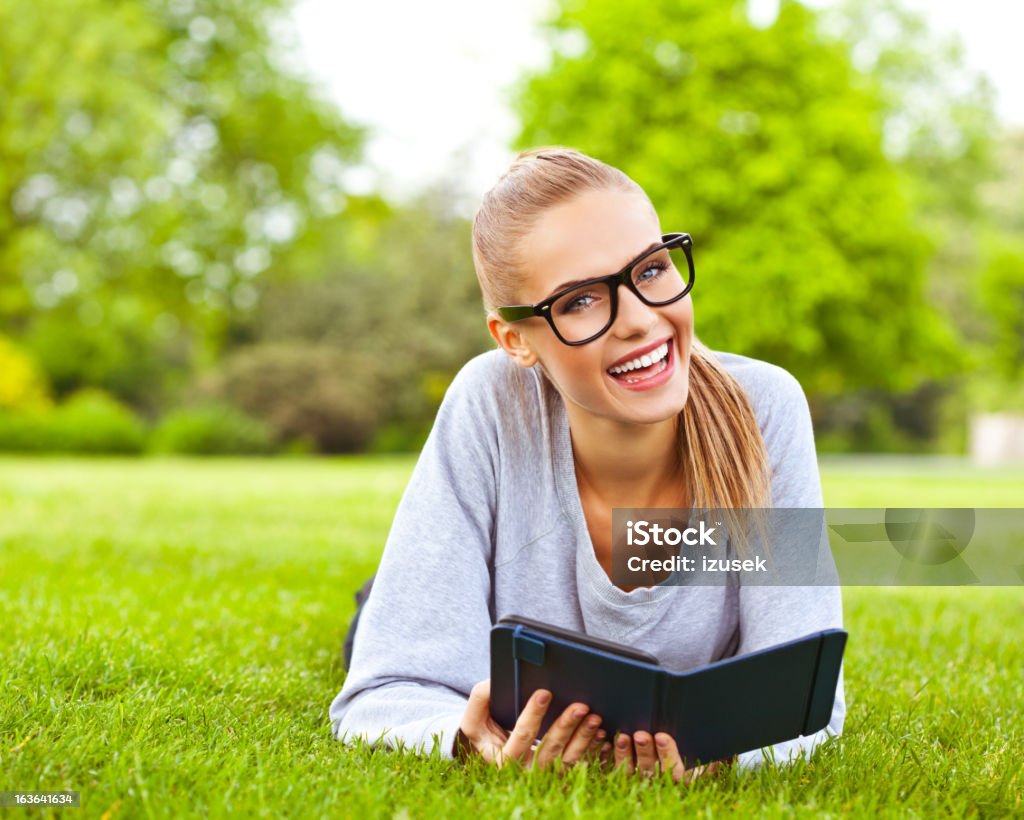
left=606, top=341, right=675, bottom=389
left=606, top=336, right=673, bottom=373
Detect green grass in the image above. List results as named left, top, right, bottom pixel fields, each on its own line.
left=1, top=456, right=1021, bottom=818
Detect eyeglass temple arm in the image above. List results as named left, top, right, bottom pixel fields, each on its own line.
left=496, top=305, right=541, bottom=321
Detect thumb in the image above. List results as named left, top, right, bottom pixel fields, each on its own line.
left=461, top=679, right=492, bottom=735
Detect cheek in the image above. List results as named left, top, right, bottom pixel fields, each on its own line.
left=535, top=346, right=606, bottom=399
left=676, top=298, right=695, bottom=333
left=554, top=350, right=605, bottom=386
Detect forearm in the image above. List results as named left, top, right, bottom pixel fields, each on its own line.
left=330, top=681, right=468, bottom=760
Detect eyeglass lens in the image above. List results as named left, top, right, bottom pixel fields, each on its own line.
left=550, top=245, right=689, bottom=343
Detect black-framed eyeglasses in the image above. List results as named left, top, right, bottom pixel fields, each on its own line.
left=496, top=233, right=694, bottom=346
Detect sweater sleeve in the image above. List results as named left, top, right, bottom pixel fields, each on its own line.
left=734, top=365, right=846, bottom=770
left=328, top=355, right=499, bottom=760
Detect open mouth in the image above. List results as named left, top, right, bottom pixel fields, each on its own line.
left=607, top=339, right=672, bottom=384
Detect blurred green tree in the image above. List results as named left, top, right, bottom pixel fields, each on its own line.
left=982, top=129, right=1024, bottom=237
left=815, top=1, right=1018, bottom=438
left=978, top=240, right=1024, bottom=384
left=0, top=0, right=364, bottom=410
left=975, top=129, right=1024, bottom=407
left=513, top=0, right=959, bottom=396
left=821, top=0, right=998, bottom=351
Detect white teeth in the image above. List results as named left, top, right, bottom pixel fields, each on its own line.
left=608, top=342, right=669, bottom=375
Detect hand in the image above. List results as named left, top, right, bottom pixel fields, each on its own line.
left=455, top=679, right=610, bottom=771
left=612, top=731, right=734, bottom=783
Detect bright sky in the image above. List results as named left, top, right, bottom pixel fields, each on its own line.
left=291, top=0, right=1023, bottom=203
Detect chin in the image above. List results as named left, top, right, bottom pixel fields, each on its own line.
left=626, top=387, right=690, bottom=426
left=643, top=397, right=689, bottom=425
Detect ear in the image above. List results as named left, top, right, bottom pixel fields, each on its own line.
left=487, top=312, right=539, bottom=368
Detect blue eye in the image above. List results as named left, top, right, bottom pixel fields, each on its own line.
left=635, top=261, right=669, bottom=284
left=557, top=289, right=602, bottom=314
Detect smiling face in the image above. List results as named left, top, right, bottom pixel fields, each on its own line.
left=488, top=187, right=694, bottom=427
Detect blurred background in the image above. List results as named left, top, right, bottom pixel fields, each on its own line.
left=1, top=0, right=1022, bottom=460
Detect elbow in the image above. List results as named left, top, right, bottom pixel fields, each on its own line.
left=328, top=686, right=362, bottom=742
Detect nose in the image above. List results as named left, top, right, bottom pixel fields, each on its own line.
left=611, top=284, right=659, bottom=339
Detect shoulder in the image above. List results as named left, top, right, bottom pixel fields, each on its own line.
left=709, top=350, right=821, bottom=505
left=709, top=348, right=810, bottom=426
left=447, top=347, right=521, bottom=392
left=445, top=348, right=538, bottom=406
left=439, top=348, right=547, bottom=431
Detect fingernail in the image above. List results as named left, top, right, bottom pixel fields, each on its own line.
left=656, top=735, right=668, bottom=748
left=597, top=729, right=607, bottom=739
left=616, top=734, right=629, bottom=749
left=587, top=715, right=601, bottom=727
left=537, top=691, right=551, bottom=705
left=635, top=736, right=648, bottom=747
left=574, top=706, right=588, bottom=719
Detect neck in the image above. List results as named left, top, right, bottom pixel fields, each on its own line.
left=566, top=402, right=687, bottom=509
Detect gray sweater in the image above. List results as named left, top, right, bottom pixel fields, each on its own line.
left=329, top=348, right=845, bottom=768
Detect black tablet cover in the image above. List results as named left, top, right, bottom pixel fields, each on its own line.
left=490, top=615, right=846, bottom=766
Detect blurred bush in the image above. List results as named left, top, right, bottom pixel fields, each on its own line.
left=225, top=187, right=493, bottom=452
left=812, top=382, right=954, bottom=454
left=150, top=404, right=276, bottom=455
left=198, top=344, right=382, bottom=453
left=0, top=389, right=145, bottom=453
left=0, top=334, right=51, bottom=411
left=23, top=311, right=188, bottom=413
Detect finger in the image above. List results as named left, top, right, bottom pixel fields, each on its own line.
left=561, top=713, right=603, bottom=765
left=707, top=758, right=733, bottom=777
left=577, top=727, right=605, bottom=765
left=613, top=732, right=634, bottom=774
left=457, top=680, right=496, bottom=759
left=597, top=740, right=614, bottom=769
left=633, top=731, right=658, bottom=776
left=461, top=679, right=491, bottom=734
left=654, top=733, right=687, bottom=783
left=534, top=702, right=590, bottom=769
left=583, top=728, right=607, bottom=762
left=684, top=761, right=724, bottom=784
left=501, top=689, right=551, bottom=763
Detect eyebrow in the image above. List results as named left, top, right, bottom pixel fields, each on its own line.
left=542, top=241, right=664, bottom=301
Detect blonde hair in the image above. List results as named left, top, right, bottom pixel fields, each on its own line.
left=472, top=147, right=770, bottom=513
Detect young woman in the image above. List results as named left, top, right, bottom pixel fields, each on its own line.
left=329, top=148, right=844, bottom=781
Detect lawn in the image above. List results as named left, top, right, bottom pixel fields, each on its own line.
left=0, top=456, right=1021, bottom=818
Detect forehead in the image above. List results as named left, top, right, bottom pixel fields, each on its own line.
left=518, top=188, right=660, bottom=301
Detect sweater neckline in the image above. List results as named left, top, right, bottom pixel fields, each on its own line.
left=540, top=370, right=672, bottom=605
